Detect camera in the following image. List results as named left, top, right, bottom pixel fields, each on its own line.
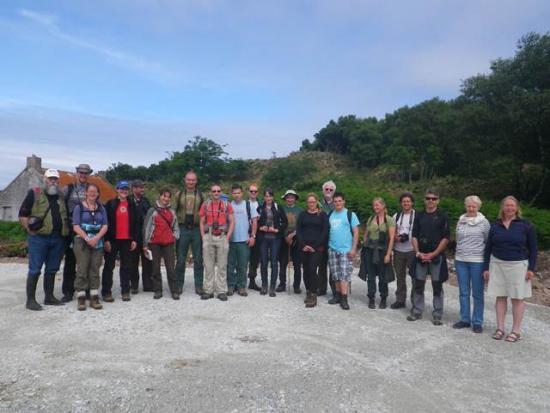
left=397, top=233, right=409, bottom=243
left=185, top=214, right=194, bottom=229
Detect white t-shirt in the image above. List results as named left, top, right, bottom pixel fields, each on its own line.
left=393, top=210, right=415, bottom=253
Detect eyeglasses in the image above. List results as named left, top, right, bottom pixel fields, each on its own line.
left=425, top=197, right=439, bottom=201
left=212, top=190, right=221, bottom=193
left=324, top=188, right=334, bottom=192
left=249, top=190, right=257, bottom=193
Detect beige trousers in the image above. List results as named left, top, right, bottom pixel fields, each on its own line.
left=202, top=233, right=229, bottom=295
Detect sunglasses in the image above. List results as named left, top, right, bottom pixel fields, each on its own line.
left=324, top=188, right=334, bottom=192
left=425, top=197, right=439, bottom=201
left=249, top=190, right=257, bottom=193
left=212, top=190, right=221, bottom=193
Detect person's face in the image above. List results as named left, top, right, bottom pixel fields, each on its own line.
left=117, top=187, right=129, bottom=199
left=160, top=192, right=171, bottom=206
left=503, top=199, right=518, bottom=217
left=307, top=196, right=317, bottom=210
left=86, top=186, right=99, bottom=202
left=323, top=186, right=335, bottom=199
left=45, top=177, right=59, bottom=195
left=334, top=197, right=345, bottom=211
left=249, top=186, right=258, bottom=200
left=285, top=195, right=296, bottom=206
left=264, top=193, right=273, bottom=204
left=465, top=202, right=479, bottom=216
left=185, top=173, right=197, bottom=189
left=401, top=197, right=413, bottom=211
left=133, top=185, right=145, bottom=197
left=45, top=177, right=59, bottom=187
left=232, top=188, right=243, bottom=202
left=211, top=186, right=222, bottom=200
left=77, top=171, right=89, bottom=184
left=372, top=201, right=384, bottom=214
left=424, top=194, right=439, bottom=209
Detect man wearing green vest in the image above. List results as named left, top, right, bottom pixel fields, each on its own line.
left=19, top=169, right=69, bottom=311
left=175, top=171, right=205, bottom=295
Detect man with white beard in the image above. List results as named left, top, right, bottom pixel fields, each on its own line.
left=18, top=169, right=69, bottom=310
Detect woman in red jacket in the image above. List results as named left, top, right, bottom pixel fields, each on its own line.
left=143, top=188, right=180, bottom=300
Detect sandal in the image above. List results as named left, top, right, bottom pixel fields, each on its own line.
left=492, top=329, right=505, bottom=340
left=505, top=332, right=521, bottom=343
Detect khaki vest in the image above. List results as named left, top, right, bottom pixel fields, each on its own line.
left=30, top=190, right=69, bottom=237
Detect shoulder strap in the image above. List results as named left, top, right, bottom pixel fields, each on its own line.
left=245, top=200, right=251, bottom=221
left=347, top=209, right=353, bottom=236
left=154, top=206, right=173, bottom=228
left=176, top=190, right=183, bottom=213
left=328, top=210, right=333, bottom=218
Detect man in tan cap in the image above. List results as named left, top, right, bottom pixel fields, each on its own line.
left=61, top=163, right=93, bottom=302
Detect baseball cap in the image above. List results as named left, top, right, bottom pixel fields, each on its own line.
left=44, top=169, right=60, bottom=179
left=116, top=180, right=130, bottom=189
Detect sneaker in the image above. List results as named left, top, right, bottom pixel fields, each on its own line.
left=472, top=325, right=483, bottom=334
left=201, top=293, right=214, bottom=300
left=275, top=285, right=286, bottom=293
left=390, top=302, right=405, bottom=309
left=121, top=293, right=131, bottom=302
left=432, top=317, right=443, bottom=326
left=407, top=313, right=422, bottom=321
left=102, top=294, right=114, bottom=303
left=217, top=293, right=228, bottom=301
left=452, top=321, right=471, bottom=329
left=238, top=288, right=248, bottom=297
left=154, top=292, right=163, bottom=299
left=293, top=287, right=302, bottom=294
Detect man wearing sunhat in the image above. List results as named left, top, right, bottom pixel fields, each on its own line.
left=101, top=180, right=138, bottom=302
left=277, top=189, right=303, bottom=293
left=129, top=179, right=153, bottom=294
left=19, top=169, right=68, bottom=310
left=61, top=163, right=93, bottom=302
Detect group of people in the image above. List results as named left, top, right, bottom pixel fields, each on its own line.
left=18, top=165, right=538, bottom=342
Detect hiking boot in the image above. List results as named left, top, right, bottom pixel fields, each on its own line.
left=61, top=295, right=73, bottom=303
left=452, top=321, right=471, bottom=329
left=390, top=301, right=405, bottom=309
left=238, top=288, right=248, bottom=297
left=248, top=278, right=261, bottom=291
left=305, top=293, right=317, bottom=308
left=379, top=298, right=387, bottom=309
left=368, top=298, right=376, bottom=309
left=89, top=296, right=103, bottom=310
left=304, top=291, right=310, bottom=303
left=102, top=294, right=114, bottom=303
left=77, top=296, right=86, bottom=311
left=407, top=313, right=422, bottom=321
left=226, top=289, right=234, bottom=296
left=217, top=293, right=228, bottom=301
left=473, top=325, right=483, bottom=334
left=195, top=287, right=204, bottom=296
left=328, top=292, right=341, bottom=305
left=25, top=276, right=43, bottom=311
left=269, top=287, right=276, bottom=297
left=43, top=276, right=63, bottom=306
left=154, top=292, right=163, bottom=299
left=340, top=295, right=350, bottom=310
left=201, top=293, right=214, bottom=300
left=275, top=284, right=286, bottom=293
left=432, top=317, right=443, bottom=326
left=131, top=288, right=139, bottom=295
left=260, top=286, right=268, bottom=295
left=293, top=287, right=302, bottom=294
left=121, top=293, right=131, bottom=302
left=172, top=293, right=180, bottom=300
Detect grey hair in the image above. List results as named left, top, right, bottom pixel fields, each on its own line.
left=464, top=195, right=482, bottom=208
left=322, top=180, right=336, bottom=190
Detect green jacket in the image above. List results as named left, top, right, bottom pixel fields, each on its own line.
left=31, top=189, right=69, bottom=237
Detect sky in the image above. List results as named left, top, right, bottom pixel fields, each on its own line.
left=1, top=0, right=549, bottom=187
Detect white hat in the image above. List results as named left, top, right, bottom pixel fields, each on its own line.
left=44, top=168, right=60, bottom=179
left=281, top=189, right=299, bottom=200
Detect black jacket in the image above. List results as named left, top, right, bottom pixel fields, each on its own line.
left=257, top=202, right=288, bottom=239
left=104, top=198, right=139, bottom=243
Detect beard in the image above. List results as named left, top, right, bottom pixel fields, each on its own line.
left=45, top=183, right=59, bottom=196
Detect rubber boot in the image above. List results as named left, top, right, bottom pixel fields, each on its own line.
left=340, top=295, right=350, bottom=310
left=44, top=275, right=64, bottom=306
left=26, top=276, right=43, bottom=311
left=328, top=291, right=341, bottom=305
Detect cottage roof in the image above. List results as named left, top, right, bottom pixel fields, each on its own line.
left=56, top=171, right=117, bottom=203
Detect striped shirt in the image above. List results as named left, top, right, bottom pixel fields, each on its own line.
left=455, top=213, right=490, bottom=263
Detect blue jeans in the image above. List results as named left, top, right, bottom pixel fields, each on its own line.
left=27, top=233, right=65, bottom=279
left=455, top=260, right=485, bottom=326
left=260, top=237, right=281, bottom=288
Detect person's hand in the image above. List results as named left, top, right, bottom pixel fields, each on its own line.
left=384, top=253, right=391, bottom=264
left=424, top=252, right=434, bottom=261
left=130, top=241, right=137, bottom=251
left=26, top=228, right=37, bottom=236
left=303, top=245, right=314, bottom=252
left=259, top=225, right=268, bottom=232
left=526, top=270, right=534, bottom=281
left=348, top=249, right=356, bottom=259
left=226, top=235, right=231, bottom=242
left=285, top=235, right=293, bottom=245
left=87, top=236, right=98, bottom=248
left=483, top=270, right=490, bottom=282
left=143, top=246, right=148, bottom=252
left=104, top=240, right=111, bottom=253
left=248, top=237, right=256, bottom=247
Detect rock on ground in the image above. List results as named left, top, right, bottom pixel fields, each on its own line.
left=1, top=263, right=550, bottom=413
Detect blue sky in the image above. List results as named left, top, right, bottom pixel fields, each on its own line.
left=1, top=0, right=549, bottom=187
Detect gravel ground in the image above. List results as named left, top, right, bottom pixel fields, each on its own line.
left=1, top=263, right=550, bottom=413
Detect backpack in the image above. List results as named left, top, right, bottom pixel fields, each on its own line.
left=328, top=209, right=354, bottom=237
